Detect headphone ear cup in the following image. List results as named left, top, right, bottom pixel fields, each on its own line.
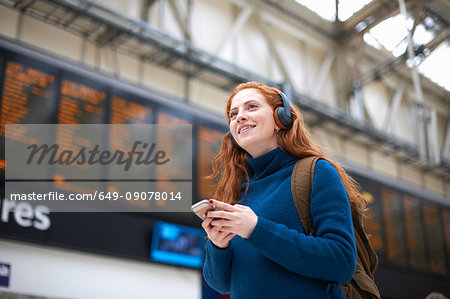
left=274, top=107, right=289, bottom=130
left=273, top=90, right=293, bottom=129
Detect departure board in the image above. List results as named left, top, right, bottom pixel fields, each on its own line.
left=362, top=191, right=383, bottom=252
left=106, top=92, right=155, bottom=209
left=443, top=209, right=450, bottom=273
left=156, top=111, right=191, bottom=183
left=108, top=92, right=154, bottom=176
left=0, top=56, right=57, bottom=176
left=53, top=73, right=107, bottom=185
left=352, top=175, right=384, bottom=253
left=0, top=46, right=196, bottom=213
left=381, top=188, right=407, bottom=265
left=57, top=74, right=107, bottom=124
left=0, top=59, right=56, bottom=124
left=109, top=91, right=154, bottom=124
left=403, top=196, right=427, bottom=270
left=154, top=111, right=191, bottom=208
left=197, top=126, right=224, bottom=200
left=423, top=203, right=446, bottom=273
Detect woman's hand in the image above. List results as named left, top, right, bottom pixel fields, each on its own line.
left=202, top=215, right=236, bottom=249
left=206, top=199, right=258, bottom=239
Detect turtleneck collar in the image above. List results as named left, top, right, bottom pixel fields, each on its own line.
left=246, top=147, right=297, bottom=180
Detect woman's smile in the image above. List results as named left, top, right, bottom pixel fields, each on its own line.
left=238, top=124, right=255, bottom=135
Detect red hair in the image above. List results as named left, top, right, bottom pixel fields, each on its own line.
left=209, top=82, right=367, bottom=214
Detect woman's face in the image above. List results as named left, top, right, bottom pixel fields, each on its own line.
left=229, top=88, right=280, bottom=158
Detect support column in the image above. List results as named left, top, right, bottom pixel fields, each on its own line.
left=398, top=0, right=428, bottom=163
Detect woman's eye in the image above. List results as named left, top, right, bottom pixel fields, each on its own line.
left=230, top=111, right=237, bottom=118
left=249, top=104, right=257, bottom=109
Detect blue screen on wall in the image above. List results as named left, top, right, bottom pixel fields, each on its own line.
left=150, top=221, right=206, bottom=268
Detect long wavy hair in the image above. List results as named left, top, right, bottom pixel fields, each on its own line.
left=209, top=82, right=367, bottom=215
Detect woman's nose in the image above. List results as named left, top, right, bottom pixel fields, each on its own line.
left=236, top=112, right=247, bottom=122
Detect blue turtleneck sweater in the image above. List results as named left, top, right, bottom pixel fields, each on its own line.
left=203, top=148, right=356, bottom=299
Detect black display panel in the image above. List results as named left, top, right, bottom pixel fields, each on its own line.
left=423, top=203, right=447, bottom=274
left=352, top=174, right=384, bottom=255
left=109, top=89, right=154, bottom=124
left=403, top=196, right=427, bottom=270
left=197, top=125, right=223, bottom=201
left=443, top=209, right=450, bottom=274
left=0, top=53, right=58, bottom=177
left=0, top=45, right=202, bottom=266
left=57, top=72, right=107, bottom=124
left=381, top=188, right=407, bottom=266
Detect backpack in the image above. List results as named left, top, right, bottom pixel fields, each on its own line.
left=291, top=156, right=381, bottom=299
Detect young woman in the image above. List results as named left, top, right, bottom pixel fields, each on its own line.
left=202, top=82, right=366, bottom=299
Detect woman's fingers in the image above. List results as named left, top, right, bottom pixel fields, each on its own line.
left=207, top=225, right=235, bottom=248
left=201, top=203, right=237, bottom=248
left=216, top=226, right=233, bottom=234
left=201, top=216, right=212, bottom=230
left=209, top=199, right=235, bottom=211
left=206, top=199, right=236, bottom=219
left=207, top=210, right=233, bottom=219
left=204, top=217, right=225, bottom=236
left=210, top=218, right=233, bottom=227
left=203, top=200, right=257, bottom=240
left=222, top=232, right=236, bottom=243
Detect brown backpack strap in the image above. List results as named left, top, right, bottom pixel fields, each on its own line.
left=292, top=156, right=381, bottom=298
left=353, top=212, right=379, bottom=276
left=291, top=156, right=320, bottom=236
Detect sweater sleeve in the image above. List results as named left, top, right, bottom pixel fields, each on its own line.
left=202, top=239, right=233, bottom=294
left=245, top=160, right=357, bottom=282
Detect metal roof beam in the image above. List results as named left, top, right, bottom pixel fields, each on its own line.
left=254, top=9, right=294, bottom=87
left=213, top=4, right=253, bottom=56
left=310, top=52, right=335, bottom=98
left=419, top=28, right=450, bottom=60
left=166, top=0, right=190, bottom=41
left=340, top=0, right=416, bottom=42
left=343, top=0, right=386, bottom=31
left=382, top=86, right=404, bottom=132
left=442, top=120, right=450, bottom=160
left=140, top=0, right=157, bottom=22
left=410, top=0, right=426, bottom=38
left=441, top=0, right=450, bottom=9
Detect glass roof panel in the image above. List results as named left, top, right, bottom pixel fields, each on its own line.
left=418, top=43, right=450, bottom=91
left=369, top=14, right=409, bottom=52
left=365, top=13, right=449, bottom=91
left=295, top=0, right=375, bottom=22
left=295, top=0, right=450, bottom=91
left=338, top=0, right=374, bottom=21
left=295, top=0, right=336, bottom=21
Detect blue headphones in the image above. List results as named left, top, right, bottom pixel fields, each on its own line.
left=229, top=87, right=293, bottom=147
left=272, top=88, right=293, bottom=130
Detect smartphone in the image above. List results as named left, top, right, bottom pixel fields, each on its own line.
left=191, top=199, right=217, bottom=220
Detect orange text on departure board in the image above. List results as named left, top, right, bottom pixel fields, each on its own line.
left=0, top=61, right=55, bottom=136
left=5, top=61, right=54, bottom=87
left=60, top=80, right=106, bottom=105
